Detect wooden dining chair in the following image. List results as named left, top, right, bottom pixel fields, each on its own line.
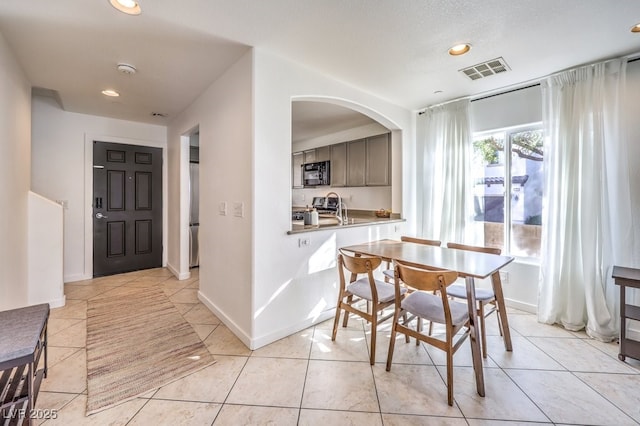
left=386, top=261, right=470, bottom=406
left=332, top=248, right=407, bottom=365
left=381, top=236, right=442, bottom=343
left=382, top=236, right=441, bottom=281
left=445, top=242, right=503, bottom=358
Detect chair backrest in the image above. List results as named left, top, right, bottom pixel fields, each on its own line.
left=401, top=236, right=441, bottom=246
left=446, top=242, right=501, bottom=255
left=338, top=248, right=382, bottom=274
left=393, top=261, right=457, bottom=293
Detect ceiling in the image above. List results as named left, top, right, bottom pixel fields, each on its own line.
left=291, top=101, right=379, bottom=143
left=1, top=1, right=639, bottom=128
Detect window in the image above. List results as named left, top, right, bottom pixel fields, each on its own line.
left=470, top=125, right=544, bottom=258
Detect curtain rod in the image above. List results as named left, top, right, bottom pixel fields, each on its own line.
left=417, top=79, right=540, bottom=115
left=470, top=83, right=540, bottom=103
left=418, top=51, right=640, bottom=115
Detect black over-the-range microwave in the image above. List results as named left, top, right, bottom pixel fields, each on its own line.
left=302, top=161, right=330, bottom=186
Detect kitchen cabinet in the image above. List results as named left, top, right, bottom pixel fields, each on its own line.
left=330, top=143, right=347, bottom=187
left=303, top=149, right=316, bottom=164
left=302, top=147, right=330, bottom=164
left=365, top=133, right=390, bottom=186
left=347, top=139, right=367, bottom=187
left=315, top=146, right=330, bottom=162
left=293, top=132, right=390, bottom=188
left=292, top=151, right=303, bottom=188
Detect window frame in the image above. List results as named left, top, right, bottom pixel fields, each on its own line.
left=471, top=122, right=543, bottom=261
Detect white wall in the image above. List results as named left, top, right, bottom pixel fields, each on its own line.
left=166, top=51, right=254, bottom=340
left=31, top=96, right=167, bottom=282
left=0, top=32, right=31, bottom=310
left=470, top=85, right=542, bottom=132
left=625, top=60, right=640, bottom=266
left=28, top=192, right=64, bottom=307
left=624, top=60, right=640, bottom=312
left=251, top=50, right=413, bottom=348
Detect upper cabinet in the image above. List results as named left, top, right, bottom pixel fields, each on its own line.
left=292, top=132, right=391, bottom=188
left=365, top=133, right=391, bottom=186
left=303, top=149, right=316, bottom=164
left=315, top=146, right=330, bottom=162
left=330, top=143, right=347, bottom=187
left=346, top=139, right=366, bottom=187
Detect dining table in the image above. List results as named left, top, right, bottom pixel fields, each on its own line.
left=340, top=239, right=515, bottom=397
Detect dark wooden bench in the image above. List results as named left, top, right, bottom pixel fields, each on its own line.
left=0, top=303, right=49, bottom=425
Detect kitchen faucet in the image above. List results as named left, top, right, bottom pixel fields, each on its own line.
left=325, top=191, right=344, bottom=225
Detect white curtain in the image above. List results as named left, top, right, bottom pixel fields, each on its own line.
left=539, top=58, right=633, bottom=341
left=417, top=99, right=473, bottom=244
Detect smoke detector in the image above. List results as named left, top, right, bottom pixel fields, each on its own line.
left=117, top=63, right=137, bottom=75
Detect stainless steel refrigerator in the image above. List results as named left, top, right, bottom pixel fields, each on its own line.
left=189, top=156, right=199, bottom=268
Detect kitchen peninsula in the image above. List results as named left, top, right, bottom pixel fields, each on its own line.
left=289, top=208, right=403, bottom=234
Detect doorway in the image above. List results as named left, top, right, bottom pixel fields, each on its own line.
left=93, top=141, right=163, bottom=277
left=189, top=132, right=200, bottom=268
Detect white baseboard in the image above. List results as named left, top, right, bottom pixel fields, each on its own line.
left=197, top=291, right=252, bottom=348
left=504, top=298, right=537, bottom=314
left=197, top=290, right=335, bottom=350
left=167, top=262, right=190, bottom=280
left=48, top=295, right=66, bottom=309
left=64, top=273, right=92, bottom=283
left=250, top=309, right=335, bottom=350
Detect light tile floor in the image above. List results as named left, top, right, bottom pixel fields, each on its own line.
left=34, top=267, right=640, bottom=425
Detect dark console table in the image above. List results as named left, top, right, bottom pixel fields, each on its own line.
left=0, top=303, right=49, bottom=425
left=612, top=266, right=640, bottom=362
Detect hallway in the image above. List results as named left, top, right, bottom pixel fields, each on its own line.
left=36, top=268, right=640, bottom=425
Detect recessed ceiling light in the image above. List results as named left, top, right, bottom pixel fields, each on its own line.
left=632, top=23, right=640, bottom=33
left=101, top=89, right=120, bottom=97
left=448, top=43, right=472, bottom=56
left=109, top=0, right=141, bottom=15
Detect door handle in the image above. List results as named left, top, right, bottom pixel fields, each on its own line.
left=95, top=212, right=108, bottom=219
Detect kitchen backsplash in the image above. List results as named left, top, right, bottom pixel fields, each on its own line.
left=292, top=186, right=391, bottom=211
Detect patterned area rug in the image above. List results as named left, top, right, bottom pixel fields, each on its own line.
left=86, top=286, right=215, bottom=415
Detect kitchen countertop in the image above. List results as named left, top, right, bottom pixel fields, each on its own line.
left=288, top=210, right=404, bottom=234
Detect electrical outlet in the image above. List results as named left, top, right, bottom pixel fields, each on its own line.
left=298, top=237, right=310, bottom=247
left=499, top=271, right=509, bottom=284
left=218, top=202, right=227, bottom=216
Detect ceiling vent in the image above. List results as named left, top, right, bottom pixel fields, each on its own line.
left=460, top=57, right=510, bottom=81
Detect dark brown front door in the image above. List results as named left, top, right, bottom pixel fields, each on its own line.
left=93, top=141, right=162, bottom=277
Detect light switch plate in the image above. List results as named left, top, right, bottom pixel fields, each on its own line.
left=233, top=202, right=244, bottom=217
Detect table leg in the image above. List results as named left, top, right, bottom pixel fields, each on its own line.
left=465, top=276, right=485, bottom=397
left=491, top=272, right=512, bottom=352
left=619, top=284, right=626, bottom=360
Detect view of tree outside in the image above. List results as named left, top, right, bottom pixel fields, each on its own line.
left=471, top=127, right=544, bottom=258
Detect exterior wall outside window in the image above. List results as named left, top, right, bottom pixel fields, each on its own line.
left=471, top=125, right=543, bottom=258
